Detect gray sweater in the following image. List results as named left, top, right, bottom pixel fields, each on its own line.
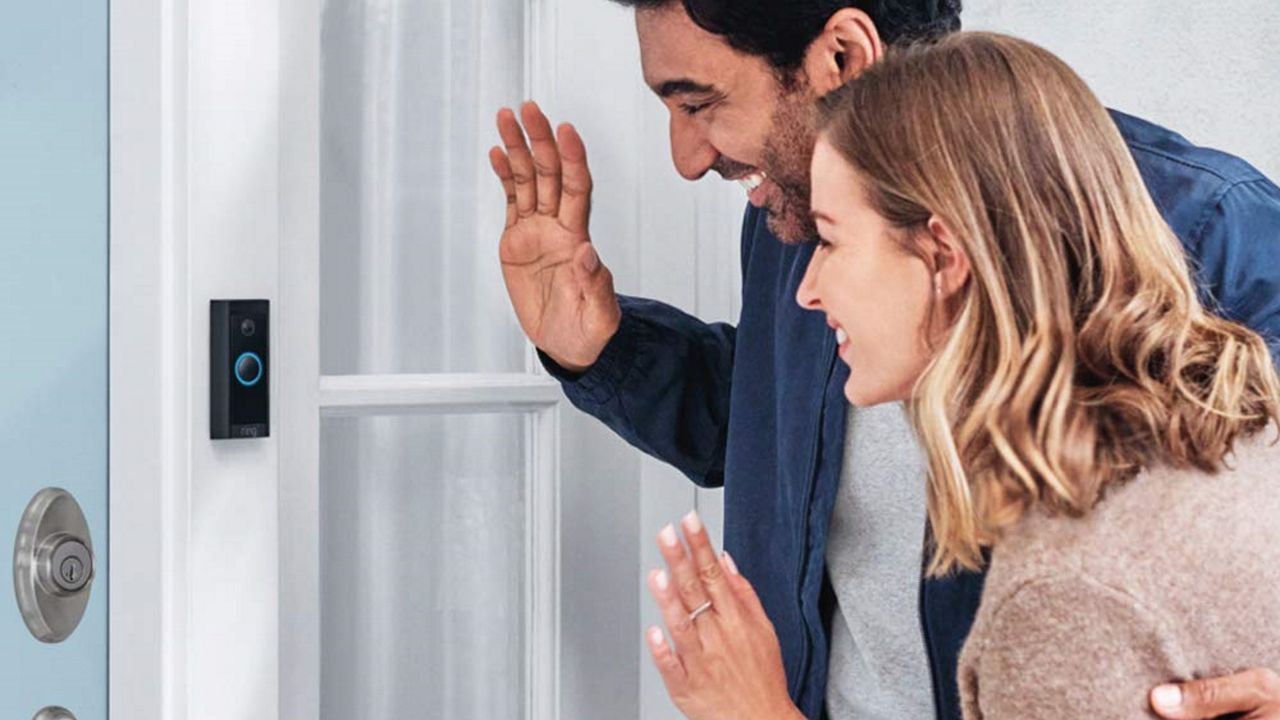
left=825, top=403, right=933, bottom=719
left=959, top=428, right=1280, bottom=720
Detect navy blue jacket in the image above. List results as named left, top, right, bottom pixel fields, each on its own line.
left=543, top=111, right=1280, bottom=719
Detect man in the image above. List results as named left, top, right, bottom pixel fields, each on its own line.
left=488, top=1, right=1280, bottom=718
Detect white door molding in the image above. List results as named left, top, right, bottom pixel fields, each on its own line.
left=277, top=0, right=321, bottom=716
left=111, top=0, right=285, bottom=717
left=109, top=0, right=193, bottom=716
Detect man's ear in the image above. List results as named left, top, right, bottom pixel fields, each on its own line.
left=925, top=215, right=971, bottom=301
left=801, top=8, right=885, bottom=95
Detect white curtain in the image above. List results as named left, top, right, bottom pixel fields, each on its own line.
left=321, top=0, right=526, bottom=375
left=319, top=1, right=533, bottom=718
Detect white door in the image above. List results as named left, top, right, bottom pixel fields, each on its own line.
left=105, top=0, right=743, bottom=716
left=99, top=1, right=1279, bottom=718
left=276, top=1, right=744, bottom=718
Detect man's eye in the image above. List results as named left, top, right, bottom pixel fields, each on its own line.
left=681, top=102, right=711, bottom=116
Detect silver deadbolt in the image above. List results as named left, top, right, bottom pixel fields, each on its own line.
left=13, top=488, right=95, bottom=643
left=45, top=536, right=93, bottom=594
left=33, top=707, right=77, bottom=720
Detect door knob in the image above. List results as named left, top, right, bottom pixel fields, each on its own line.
left=33, top=707, right=77, bottom=720
left=13, top=488, right=95, bottom=643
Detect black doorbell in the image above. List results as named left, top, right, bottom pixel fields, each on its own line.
left=211, top=299, right=269, bottom=439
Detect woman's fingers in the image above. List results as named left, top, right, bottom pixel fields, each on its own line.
left=648, top=568, right=702, bottom=656
left=520, top=101, right=562, bottom=217
left=657, top=523, right=716, bottom=634
left=495, top=107, right=537, bottom=219
left=556, top=122, right=593, bottom=234
left=722, top=551, right=769, bottom=622
left=680, top=511, right=742, bottom=623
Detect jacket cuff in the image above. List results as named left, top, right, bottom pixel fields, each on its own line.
left=537, top=310, right=644, bottom=407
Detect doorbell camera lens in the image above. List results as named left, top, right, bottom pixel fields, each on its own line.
left=240, top=318, right=256, bottom=337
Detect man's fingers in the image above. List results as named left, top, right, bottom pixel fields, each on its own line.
left=488, top=146, right=518, bottom=229
left=557, top=122, right=593, bottom=234
left=648, top=568, right=702, bottom=656
left=681, top=511, right=741, bottom=622
left=572, top=243, right=616, bottom=306
left=520, top=101, right=562, bottom=217
left=646, top=625, right=689, bottom=696
left=496, top=107, right=537, bottom=219
left=1151, top=668, right=1280, bottom=719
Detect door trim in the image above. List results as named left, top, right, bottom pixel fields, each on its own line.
left=109, top=0, right=193, bottom=716
left=111, top=0, right=284, bottom=717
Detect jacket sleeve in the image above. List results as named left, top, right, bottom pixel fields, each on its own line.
left=538, top=295, right=735, bottom=488
left=959, top=575, right=1186, bottom=720
left=1190, top=177, right=1280, bottom=363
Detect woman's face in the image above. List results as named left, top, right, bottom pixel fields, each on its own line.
left=797, top=138, right=938, bottom=407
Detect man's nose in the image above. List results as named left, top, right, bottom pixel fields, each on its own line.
left=796, top=253, right=824, bottom=311
left=669, top=114, right=718, bottom=181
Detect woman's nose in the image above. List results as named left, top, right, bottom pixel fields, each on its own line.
left=796, top=252, right=823, bottom=311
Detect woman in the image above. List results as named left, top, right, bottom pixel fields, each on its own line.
left=645, top=32, right=1280, bottom=719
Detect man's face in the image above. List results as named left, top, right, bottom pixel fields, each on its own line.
left=636, top=5, right=819, bottom=242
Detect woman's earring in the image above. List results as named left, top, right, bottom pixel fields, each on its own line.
left=934, top=273, right=943, bottom=297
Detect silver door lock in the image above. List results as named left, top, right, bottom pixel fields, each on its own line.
left=13, top=488, right=95, bottom=643
left=44, top=536, right=93, bottom=595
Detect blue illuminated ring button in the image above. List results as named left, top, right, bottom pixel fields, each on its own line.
left=234, top=352, right=264, bottom=387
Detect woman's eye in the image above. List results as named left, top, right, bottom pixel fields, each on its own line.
left=816, top=238, right=833, bottom=250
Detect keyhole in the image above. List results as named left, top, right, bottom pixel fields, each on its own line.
left=61, top=558, right=83, bottom=585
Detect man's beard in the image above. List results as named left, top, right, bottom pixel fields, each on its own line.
left=760, top=83, right=818, bottom=243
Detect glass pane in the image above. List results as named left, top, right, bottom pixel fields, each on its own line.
left=321, top=413, right=527, bottom=719
left=320, top=0, right=528, bottom=374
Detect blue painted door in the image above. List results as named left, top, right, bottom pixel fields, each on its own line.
left=1, top=2, right=109, bottom=719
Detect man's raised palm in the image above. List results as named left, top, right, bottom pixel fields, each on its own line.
left=489, top=102, right=620, bottom=373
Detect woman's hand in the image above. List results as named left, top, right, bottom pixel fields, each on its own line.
left=1151, top=668, right=1280, bottom=719
left=645, top=511, right=805, bottom=720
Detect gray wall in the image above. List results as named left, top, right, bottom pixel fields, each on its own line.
left=965, top=0, right=1280, bottom=179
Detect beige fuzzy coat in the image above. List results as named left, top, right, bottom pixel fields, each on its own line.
left=958, top=429, right=1280, bottom=719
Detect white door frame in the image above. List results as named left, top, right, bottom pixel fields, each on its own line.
left=110, top=0, right=290, bottom=716
left=109, top=0, right=195, bottom=715
left=110, top=1, right=564, bottom=718
left=108, top=0, right=740, bottom=717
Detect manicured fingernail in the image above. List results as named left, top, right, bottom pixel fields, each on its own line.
left=721, top=551, right=739, bottom=575
left=581, top=246, right=600, bottom=273
left=647, top=626, right=664, bottom=647
left=1152, top=685, right=1182, bottom=709
left=654, top=569, right=670, bottom=591
left=659, top=524, right=679, bottom=547
left=682, top=510, right=702, bottom=533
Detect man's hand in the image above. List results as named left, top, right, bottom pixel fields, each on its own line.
left=489, top=101, right=621, bottom=373
left=1151, top=668, right=1280, bottom=719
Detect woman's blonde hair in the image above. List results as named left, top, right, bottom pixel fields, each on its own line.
left=816, top=31, right=1280, bottom=575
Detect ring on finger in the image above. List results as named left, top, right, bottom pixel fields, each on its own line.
left=688, top=601, right=713, bottom=622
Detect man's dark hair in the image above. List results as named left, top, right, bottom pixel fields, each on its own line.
left=611, top=0, right=962, bottom=71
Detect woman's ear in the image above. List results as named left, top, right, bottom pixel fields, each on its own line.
left=925, top=215, right=971, bottom=301
left=801, top=8, right=885, bottom=96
